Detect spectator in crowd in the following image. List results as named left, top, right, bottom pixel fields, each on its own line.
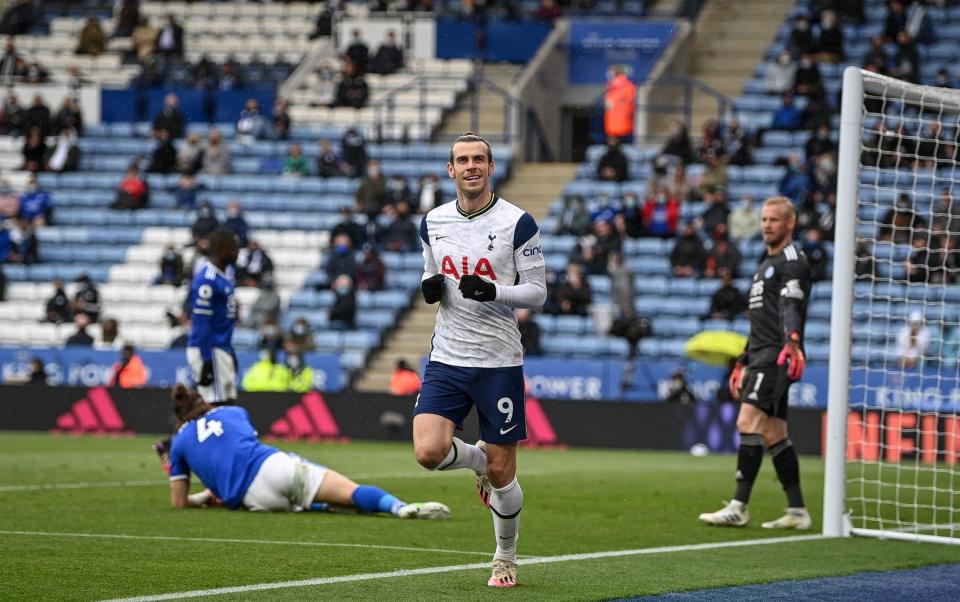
left=698, top=120, right=725, bottom=162
left=18, top=173, right=51, bottom=226
left=345, top=29, right=369, bottom=75
left=863, top=35, right=887, bottom=73
left=26, top=357, right=47, bottom=385
left=660, top=120, right=695, bottom=165
left=114, top=0, right=140, bottom=37
left=356, top=244, right=386, bottom=291
left=44, top=279, right=72, bottom=324
left=0, top=39, right=21, bottom=83
left=670, top=222, right=706, bottom=277
left=76, top=17, right=106, bottom=56
left=309, top=3, right=335, bottom=38
left=701, top=192, right=731, bottom=236
left=255, top=317, right=283, bottom=355
left=556, top=195, right=591, bottom=236
left=65, top=313, right=94, bottom=347
left=241, top=348, right=289, bottom=392
left=328, top=274, right=357, bottom=329
left=335, top=59, right=369, bottom=109
left=94, top=317, right=121, bottom=350
left=642, top=187, right=680, bottom=239
left=699, top=149, right=728, bottom=198
left=0, top=92, right=24, bottom=135
left=132, top=16, right=158, bottom=62
left=386, top=174, right=411, bottom=207
left=148, top=129, right=177, bottom=173
left=596, top=138, right=629, bottom=182
left=793, top=55, right=822, bottom=96
left=341, top=128, right=367, bottom=178
left=201, top=128, right=230, bottom=175
left=153, top=93, right=185, bottom=140
left=854, top=237, right=875, bottom=280
left=369, top=30, right=405, bottom=75
left=282, top=144, right=309, bottom=177
left=0, top=1, right=36, bottom=36
left=728, top=196, right=761, bottom=241
left=236, top=98, right=268, bottom=141
left=173, top=173, right=203, bottom=209
left=218, top=61, right=244, bottom=91
left=802, top=227, right=829, bottom=282
left=236, top=240, right=273, bottom=288
left=573, top=217, right=622, bottom=275
left=312, top=65, right=338, bottom=107
left=879, top=194, right=927, bottom=245
left=24, top=95, right=50, bottom=136
left=615, top=192, right=644, bottom=238
left=890, top=30, right=920, bottom=84
left=247, top=275, right=281, bottom=329
left=191, top=54, right=218, bottom=90
left=724, top=119, right=752, bottom=166
left=155, top=14, right=184, bottom=58
left=316, top=139, right=345, bottom=178
left=20, top=126, right=46, bottom=172
left=934, top=68, right=955, bottom=89
left=516, top=308, right=541, bottom=356
left=805, top=123, right=835, bottom=161
left=896, top=310, right=931, bottom=369
left=222, top=201, right=249, bottom=247
left=765, top=50, right=796, bottom=94
left=804, top=86, right=835, bottom=132
left=53, top=97, right=82, bottom=135
left=44, top=127, right=80, bottom=173
left=705, top=273, right=746, bottom=320
left=155, top=245, right=185, bottom=286
left=389, top=359, right=422, bottom=395
left=550, top=264, right=592, bottom=316
left=417, top=174, right=443, bottom=213
left=380, top=202, right=419, bottom=252
left=5, top=217, right=38, bottom=264
left=604, top=65, right=636, bottom=143
left=771, top=92, right=803, bottom=131
left=110, top=344, right=147, bottom=388
left=177, top=131, right=204, bottom=175
left=287, top=317, right=316, bottom=353
left=111, top=163, right=149, bottom=210
left=607, top=250, right=635, bottom=317
left=787, top=14, right=815, bottom=56
left=356, top=160, right=388, bottom=218
left=325, top=233, right=357, bottom=282
left=331, top=207, right=367, bottom=250
left=814, top=10, right=844, bottom=62
left=191, top=201, right=219, bottom=245
left=72, top=274, right=101, bottom=323
left=780, top=155, right=811, bottom=205
left=283, top=345, right=314, bottom=394
left=885, top=0, right=907, bottom=41
left=703, top=224, right=741, bottom=279
left=272, top=98, right=291, bottom=140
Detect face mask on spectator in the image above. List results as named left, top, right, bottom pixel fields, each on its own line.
left=334, top=244, right=349, bottom=255
left=336, top=284, right=351, bottom=295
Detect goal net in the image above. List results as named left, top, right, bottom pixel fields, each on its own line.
left=825, top=68, right=960, bottom=545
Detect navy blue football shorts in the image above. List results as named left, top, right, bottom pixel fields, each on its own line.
left=414, top=361, right=526, bottom=444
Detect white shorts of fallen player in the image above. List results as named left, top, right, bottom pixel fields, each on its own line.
left=243, top=451, right=328, bottom=512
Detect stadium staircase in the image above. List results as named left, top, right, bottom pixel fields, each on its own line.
left=355, top=161, right=577, bottom=392
left=437, top=64, right=523, bottom=143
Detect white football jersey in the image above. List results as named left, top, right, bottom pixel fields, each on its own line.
left=420, top=194, right=545, bottom=368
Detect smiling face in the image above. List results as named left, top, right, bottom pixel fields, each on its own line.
left=448, top=139, right=494, bottom=203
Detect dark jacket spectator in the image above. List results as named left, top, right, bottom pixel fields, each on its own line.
left=355, top=246, right=386, bottom=291
left=660, top=121, right=695, bottom=165
left=516, top=308, right=541, bottom=356
left=814, top=10, right=844, bottom=61
left=43, top=128, right=80, bottom=173
left=0, top=1, right=36, bottom=36
left=356, top=161, right=388, bottom=218
left=325, top=234, right=358, bottom=282
left=335, top=61, right=369, bottom=109
left=670, top=223, right=706, bottom=277
left=802, top=227, right=829, bottom=282
left=704, top=227, right=741, bottom=279
left=156, top=245, right=185, bottom=286
left=557, top=195, right=591, bottom=236
left=801, top=87, right=835, bottom=131
left=788, top=15, right=816, bottom=56
left=65, top=314, right=94, bottom=347
left=191, top=202, right=219, bottom=244
left=890, top=31, right=920, bottom=84
left=114, top=0, right=140, bottom=37
left=76, top=18, right=106, bottom=56
left=316, top=139, right=345, bottom=177
left=862, top=35, right=887, bottom=72
left=24, top=95, right=50, bottom=136
left=155, top=15, right=184, bottom=57
left=72, top=275, right=101, bottom=322
left=331, top=208, right=367, bottom=249
left=805, top=125, right=835, bottom=160
left=287, top=317, right=316, bottom=352
left=45, top=279, right=72, bottom=323
left=345, top=29, right=369, bottom=75
left=381, top=202, right=419, bottom=252
left=173, top=173, right=203, bottom=209
left=272, top=98, right=291, bottom=140
left=369, top=30, right=404, bottom=75
left=549, top=265, right=592, bottom=316
left=793, top=56, right=822, bottom=96
left=701, top=195, right=731, bottom=236
left=148, top=129, right=177, bottom=173
left=153, top=94, right=185, bottom=139
left=223, top=202, right=249, bottom=248
left=706, top=274, right=746, bottom=320
left=328, top=275, right=357, bottom=329
left=597, top=140, right=629, bottom=182
left=341, top=128, right=367, bottom=178
left=21, top=126, right=46, bottom=172
left=573, top=218, right=622, bottom=275
left=236, top=240, right=274, bottom=287
left=885, top=0, right=907, bottom=41
left=53, top=97, right=83, bottom=135
left=0, top=92, right=24, bottom=135
left=111, top=164, right=149, bottom=210
left=386, top=175, right=411, bottom=207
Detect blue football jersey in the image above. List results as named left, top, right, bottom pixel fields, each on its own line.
left=188, top=261, right=237, bottom=359
left=168, top=406, right=278, bottom=509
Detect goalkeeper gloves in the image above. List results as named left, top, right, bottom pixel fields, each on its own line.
left=777, top=332, right=806, bottom=381
left=458, top=274, right=496, bottom=302
left=421, top=273, right=445, bottom=304
left=728, top=352, right=747, bottom=400
left=198, top=359, right=215, bottom=386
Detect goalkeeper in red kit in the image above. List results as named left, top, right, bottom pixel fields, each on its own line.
left=699, top=197, right=813, bottom=530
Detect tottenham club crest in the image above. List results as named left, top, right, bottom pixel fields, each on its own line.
left=487, top=231, right=496, bottom=251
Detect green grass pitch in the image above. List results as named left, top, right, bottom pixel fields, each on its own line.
left=1, top=432, right=957, bottom=601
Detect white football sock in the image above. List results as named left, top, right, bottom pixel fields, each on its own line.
left=435, top=437, right=486, bottom=474
left=490, top=477, right=522, bottom=562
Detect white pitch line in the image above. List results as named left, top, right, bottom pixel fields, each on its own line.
left=100, top=534, right=826, bottom=602
left=0, top=480, right=168, bottom=492
left=0, top=530, right=498, bottom=558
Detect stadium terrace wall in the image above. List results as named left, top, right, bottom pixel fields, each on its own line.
left=2, top=386, right=828, bottom=455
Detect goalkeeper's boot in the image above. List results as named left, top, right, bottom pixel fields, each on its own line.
left=761, top=507, right=812, bottom=530
left=152, top=438, right=172, bottom=475
left=698, top=500, right=750, bottom=527
left=396, top=501, right=451, bottom=520
left=487, top=559, right=518, bottom=588
left=475, top=440, right=492, bottom=508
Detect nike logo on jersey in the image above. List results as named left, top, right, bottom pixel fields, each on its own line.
left=500, top=425, right=518, bottom=435
left=435, top=235, right=449, bottom=240
left=475, top=290, right=484, bottom=297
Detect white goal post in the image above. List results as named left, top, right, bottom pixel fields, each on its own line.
left=825, top=67, right=960, bottom=545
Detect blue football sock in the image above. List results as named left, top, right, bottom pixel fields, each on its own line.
left=352, top=485, right=405, bottom=514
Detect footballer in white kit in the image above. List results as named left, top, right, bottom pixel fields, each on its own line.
left=412, top=133, right=546, bottom=589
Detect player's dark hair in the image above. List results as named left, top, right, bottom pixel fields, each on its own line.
left=449, top=132, right=493, bottom=164
left=208, top=227, right=238, bottom=252
left=172, top=383, right=206, bottom=422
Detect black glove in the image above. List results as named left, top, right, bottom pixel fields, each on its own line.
left=459, top=274, right=496, bottom=302
left=421, top=273, right=445, bottom=304
left=199, top=359, right=215, bottom=386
